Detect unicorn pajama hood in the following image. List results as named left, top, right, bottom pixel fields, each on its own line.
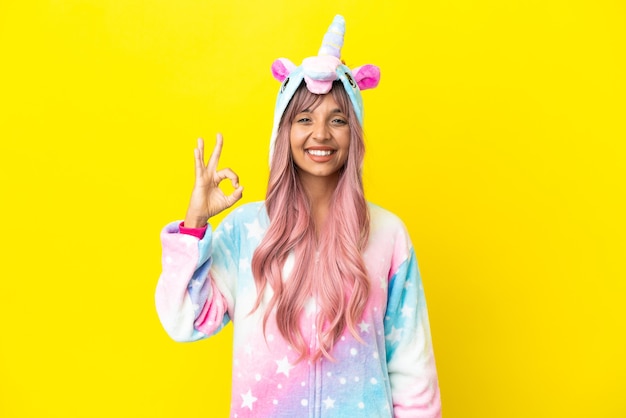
left=268, top=14, right=381, bottom=162
left=155, top=14, right=441, bottom=418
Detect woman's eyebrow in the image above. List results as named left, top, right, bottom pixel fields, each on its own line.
left=299, top=107, right=344, bottom=114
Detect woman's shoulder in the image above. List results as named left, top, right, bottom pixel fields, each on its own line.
left=366, top=202, right=415, bottom=265
left=366, top=202, right=413, bottom=246
left=367, top=202, right=406, bottom=229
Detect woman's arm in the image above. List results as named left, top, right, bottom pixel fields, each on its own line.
left=386, top=237, right=442, bottom=417
left=155, top=134, right=243, bottom=341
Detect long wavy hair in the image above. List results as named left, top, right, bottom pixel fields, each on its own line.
left=251, top=81, right=371, bottom=361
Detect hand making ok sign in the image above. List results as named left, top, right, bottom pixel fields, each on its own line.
left=184, top=133, right=244, bottom=228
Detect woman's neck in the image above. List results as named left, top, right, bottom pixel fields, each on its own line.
left=298, top=172, right=339, bottom=232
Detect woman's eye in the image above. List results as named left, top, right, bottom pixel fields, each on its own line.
left=332, top=118, right=348, bottom=125
left=296, top=117, right=311, bottom=123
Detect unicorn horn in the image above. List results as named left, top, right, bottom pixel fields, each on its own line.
left=318, top=15, right=345, bottom=58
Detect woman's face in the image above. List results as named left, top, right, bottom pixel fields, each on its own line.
left=289, top=93, right=350, bottom=184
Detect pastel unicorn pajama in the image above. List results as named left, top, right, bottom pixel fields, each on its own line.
left=155, top=15, right=441, bottom=418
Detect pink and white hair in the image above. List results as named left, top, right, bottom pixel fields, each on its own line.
left=251, top=81, right=370, bottom=361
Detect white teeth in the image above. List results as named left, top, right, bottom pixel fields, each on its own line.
left=308, top=149, right=333, bottom=156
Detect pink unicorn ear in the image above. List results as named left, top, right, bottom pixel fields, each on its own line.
left=352, top=65, right=381, bottom=90
left=271, top=58, right=297, bottom=82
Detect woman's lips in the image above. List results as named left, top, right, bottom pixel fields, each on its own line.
left=305, top=148, right=336, bottom=162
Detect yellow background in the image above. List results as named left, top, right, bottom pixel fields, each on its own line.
left=1, top=0, right=624, bottom=416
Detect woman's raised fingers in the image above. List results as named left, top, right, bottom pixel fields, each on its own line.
left=197, top=137, right=205, bottom=164
left=194, top=147, right=204, bottom=179
left=207, top=133, right=224, bottom=172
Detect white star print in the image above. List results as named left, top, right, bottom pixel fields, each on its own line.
left=245, top=219, right=264, bottom=241
left=358, top=321, right=370, bottom=333
left=239, top=257, right=250, bottom=272
left=240, top=389, right=257, bottom=410
left=191, top=278, right=203, bottom=289
left=223, top=222, right=233, bottom=232
left=386, top=326, right=403, bottom=343
left=323, top=396, right=335, bottom=409
left=379, top=276, right=387, bottom=290
left=401, top=306, right=414, bottom=318
left=275, top=356, right=295, bottom=377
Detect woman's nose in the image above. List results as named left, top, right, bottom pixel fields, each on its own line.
left=312, top=121, right=330, bottom=141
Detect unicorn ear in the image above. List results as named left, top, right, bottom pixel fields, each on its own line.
left=352, top=65, right=381, bottom=90
left=271, top=58, right=296, bottom=82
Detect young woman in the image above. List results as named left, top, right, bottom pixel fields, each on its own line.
left=156, top=15, right=441, bottom=417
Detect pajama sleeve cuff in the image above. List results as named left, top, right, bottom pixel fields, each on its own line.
left=179, top=222, right=208, bottom=239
